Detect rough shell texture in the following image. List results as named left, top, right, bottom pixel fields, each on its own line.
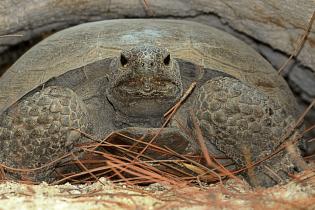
left=0, top=19, right=297, bottom=116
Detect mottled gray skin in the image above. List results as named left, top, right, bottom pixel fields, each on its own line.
left=107, top=46, right=182, bottom=126
left=192, top=77, right=303, bottom=187
left=0, top=45, right=306, bottom=187
left=0, top=46, right=183, bottom=181
left=0, top=86, right=90, bottom=181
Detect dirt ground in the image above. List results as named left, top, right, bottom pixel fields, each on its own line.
left=0, top=172, right=314, bottom=210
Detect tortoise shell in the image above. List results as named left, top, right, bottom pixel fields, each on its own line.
left=0, top=19, right=297, bottom=116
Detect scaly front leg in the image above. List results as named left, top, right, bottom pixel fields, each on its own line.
left=193, top=76, right=306, bottom=187
left=0, top=86, right=90, bottom=182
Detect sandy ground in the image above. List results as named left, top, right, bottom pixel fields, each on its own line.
left=0, top=172, right=314, bottom=210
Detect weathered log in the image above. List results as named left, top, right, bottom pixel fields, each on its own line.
left=1, top=0, right=314, bottom=69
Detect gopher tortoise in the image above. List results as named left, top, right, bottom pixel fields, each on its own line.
left=0, top=19, right=306, bottom=187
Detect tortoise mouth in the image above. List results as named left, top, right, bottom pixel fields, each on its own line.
left=113, top=78, right=181, bottom=100
left=107, top=77, right=182, bottom=117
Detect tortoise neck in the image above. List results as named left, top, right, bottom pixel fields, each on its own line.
left=113, top=111, right=163, bottom=129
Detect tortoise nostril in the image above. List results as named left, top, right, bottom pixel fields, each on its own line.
left=143, top=83, right=152, bottom=92
left=150, top=62, right=154, bottom=67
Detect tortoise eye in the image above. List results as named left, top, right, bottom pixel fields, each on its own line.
left=163, top=54, right=170, bottom=65
left=120, top=54, right=128, bottom=66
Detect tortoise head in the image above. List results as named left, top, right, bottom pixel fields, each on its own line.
left=107, top=45, right=183, bottom=118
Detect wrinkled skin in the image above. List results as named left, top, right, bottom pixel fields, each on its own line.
left=0, top=45, right=307, bottom=187
left=107, top=45, right=183, bottom=120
